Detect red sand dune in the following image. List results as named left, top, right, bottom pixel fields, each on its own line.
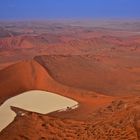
left=0, top=58, right=140, bottom=139
left=35, top=55, right=140, bottom=96
left=0, top=21, right=140, bottom=139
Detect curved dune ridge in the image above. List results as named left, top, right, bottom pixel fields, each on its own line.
left=35, top=55, right=140, bottom=96
left=0, top=57, right=140, bottom=139
left=0, top=90, right=78, bottom=132
left=0, top=59, right=75, bottom=104
left=0, top=58, right=103, bottom=105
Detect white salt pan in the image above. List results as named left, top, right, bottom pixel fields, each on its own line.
left=0, top=90, right=78, bottom=132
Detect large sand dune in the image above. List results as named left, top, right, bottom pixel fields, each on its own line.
left=35, top=55, right=140, bottom=96
left=0, top=58, right=140, bottom=139
left=0, top=21, right=140, bottom=139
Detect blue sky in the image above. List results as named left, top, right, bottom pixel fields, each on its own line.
left=0, top=0, right=140, bottom=19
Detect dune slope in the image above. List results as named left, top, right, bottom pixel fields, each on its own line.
left=0, top=59, right=140, bottom=139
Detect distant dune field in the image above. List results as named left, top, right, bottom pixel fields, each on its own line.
left=0, top=21, right=140, bottom=140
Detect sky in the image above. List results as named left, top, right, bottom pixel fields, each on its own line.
left=0, top=0, right=140, bottom=20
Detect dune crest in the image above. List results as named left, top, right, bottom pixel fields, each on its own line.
left=0, top=58, right=140, bottom=139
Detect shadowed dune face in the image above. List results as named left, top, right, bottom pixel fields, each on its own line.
left=35, top=55, right=140, bottom=96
